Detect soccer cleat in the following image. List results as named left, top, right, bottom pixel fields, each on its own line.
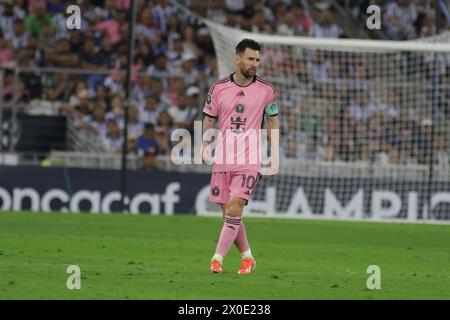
left=237, top=258, right=256, bottom=274
left=210, top=259, right=223, bottom=273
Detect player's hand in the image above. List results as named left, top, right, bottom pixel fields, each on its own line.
left=201, top=143, right=212, bottom=165
left=260, top=157, right=279, bottom=176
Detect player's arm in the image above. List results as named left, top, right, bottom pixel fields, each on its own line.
left=201, top=87, right=219, bottom=163
left=201, top=113, right=217, bottom=163
left=267, top=115, right=280, bottom=143
left=264, top=100, right=280, bottom=175
left=264, top=101, right=280, bottom=144
left=202, top=113, right=216, bottom=145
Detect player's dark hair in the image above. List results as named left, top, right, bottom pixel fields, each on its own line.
left=236, top=39, right=261, bottom=54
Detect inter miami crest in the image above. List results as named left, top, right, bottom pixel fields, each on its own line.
left=235, top=104, right=245, bottom=113
left=212, top=186, right=220, bottom=196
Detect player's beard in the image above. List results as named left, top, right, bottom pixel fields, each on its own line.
left=241, top=67, right=256, bottom=79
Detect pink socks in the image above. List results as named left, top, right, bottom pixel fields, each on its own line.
left=215, top=215, right=241, bottom=257
left=234, top=220, right=250, bottom=253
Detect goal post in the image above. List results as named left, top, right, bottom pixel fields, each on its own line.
left=203, top=21, right=450, bottom=222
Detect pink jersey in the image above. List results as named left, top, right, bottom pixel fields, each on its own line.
left=203, top=73, right=277, bottom=173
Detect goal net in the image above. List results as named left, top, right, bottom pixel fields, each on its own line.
left=204, top=22, right=450, bottom=222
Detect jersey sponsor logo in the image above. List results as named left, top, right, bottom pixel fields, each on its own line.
left=235, top=104, right=245, bottom=113
left=206, top=94, right=211, bottom=105
left=237, top=90, right=245, bottom=96
left=230, top=116, right=247, bottom=133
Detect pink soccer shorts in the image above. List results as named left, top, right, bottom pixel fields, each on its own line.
left=208, top=171, right=261, bottom=205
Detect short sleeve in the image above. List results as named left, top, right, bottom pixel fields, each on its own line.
left=203, top=89, right=219, bottom=118
left=267, top=86, right=277, bottom=104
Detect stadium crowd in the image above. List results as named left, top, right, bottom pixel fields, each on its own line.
left=343, top=0, right=449, bottom=40
left=0, top=0, right=449, bottom=169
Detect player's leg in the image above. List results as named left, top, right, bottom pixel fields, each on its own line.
left=209, top=171, right=260, bottom=273
left=229, top=171, right=261, bottom=274
left=211, top=195, right=246, bottom=272
left=219, top=203, right=253, bottom=259
left=208, top=172, right=230, bottom=273
left=219, top=203, right=252, bottom=259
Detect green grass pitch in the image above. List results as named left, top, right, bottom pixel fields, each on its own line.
left=1, top=212, right=450, bottom=299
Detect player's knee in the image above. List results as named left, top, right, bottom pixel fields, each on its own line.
left=225, top=200, right=244, bottom=217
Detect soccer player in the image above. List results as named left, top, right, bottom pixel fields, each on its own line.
left=201, top=39, right=280, bottom=274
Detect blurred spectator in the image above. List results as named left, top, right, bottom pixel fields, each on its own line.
left=143, top=147, right=158, bottom=171
left=1, top=69, right=14, bottom=101
left=149, top=32, right=167, bottom=57
left=435, top=134, right=450, bottom=166
left=417, top=118, right=433, bottom=165
left=283, top=137, right=301, bottom=159
left=46, top=0, right=64, bottom=15
left=137, top=123, right=158, bottom=155
left=127, top=134, right=138, bottom=155
left=103, top=119, right=123, bottom=153
left=182, top=25, right=201, bottom=58
left=95, top=9, right=121, bottom=44
left=185, top=85, right=201, bottom=110
left=157, top=110, right=175, bottom=135
left=168, top=86, right=199, bottom=129
left=79, top=38, right=106, bottom=69
left=415, top=10, right=435, bottom=38
left=178, top=51, right=201, bottom=87
left=293, top=3, right=314, bottom=34
left=78, top=104, right=107, bottom=136
left=12, top=0, right=27, bottom=19
left=225, top=0, right=245, bottom=16
left=165, top=75, right=185, bottom=107
left=348, top=91, right=376, bottom=123
left=309, top=9, right=344, bottom=38
left=7, top=18, right=29, bottom=51
left=383, top=0, right=418, bottom=40
left=106, top=95, right=125, bottom=126
left=132, top=73, right=152, bottom=102
left=45, top=73, right=73, bottom=103
left=141, top=94, right=165, bottom=126
left=147, top=54, right=170, bottom=87
left=157, top=110, right=176, bottom=150
left=25, top=0, right=54, bottom=37
left=92, top=85, right=109, bottom=110
left=251, top=8, right=272, bottom=33
left=153, top=0, right=173, bottom=35
left=0, top=30, right=13, bottom=66
left=307, top=50, right=331, bottom=84
left=94, top=0, right=116, bottom=20
left=73, top=88, right=93, bottom=116
left=277, top=12, right=299, bottom=36
left=127, top=104, right=144, bottom=138
left=39, top=22, right=56, bottom=49
left=166, top=34, right=184, bottom=69
left=273, top=1, right=288, bottom=24
left=0, top=0, right=18, bottom=39
left=195, top=27, right=214, bottom=56
left=155, top=126, right=171, bottom=155
left=98, top=35, right=117, bottom=69
left=44, top=38, right=78, bottom=67
left=103, top=72, right=126, bottom=97
left=166, top=15, right=184, bottom=43
left=136, top=6, right=159, bottom=41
